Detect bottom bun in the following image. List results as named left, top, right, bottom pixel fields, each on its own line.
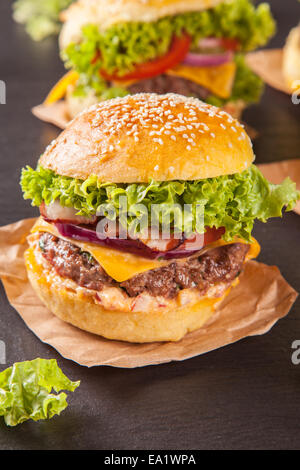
left=25, top=244, right=234, bottom=343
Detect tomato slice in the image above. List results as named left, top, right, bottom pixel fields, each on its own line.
left=180, top=227, right=225, bottom=251
left=204, top=226, right=225, bottom=245
left=100, top=34, right=191, bottom=82
left=220, top=38, right=240, bottom=52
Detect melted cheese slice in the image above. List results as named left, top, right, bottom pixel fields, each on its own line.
left=167, top=62, right=236, bottom=99
left=31, top=218, right=260, bottom=282
left=31, top=218, right=169, bottom=282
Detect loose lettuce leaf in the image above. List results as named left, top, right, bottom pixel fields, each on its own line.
left=64, top=0, right=275, bottom=78
left=13, top=0, right=73, bottom=41
left=0, top=358, right=80, bottom=426
left=20, top=165, right=299, bottom=242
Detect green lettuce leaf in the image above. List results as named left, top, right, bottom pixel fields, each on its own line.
left=64, top=0, right=275, bottom=78
left=0, top=358, right=80, bottom=426
left=13, top=0, right=73, bottom=41
left=71, top=73, right=128, bottom=100
left=20, top=165, right=299, bottom=242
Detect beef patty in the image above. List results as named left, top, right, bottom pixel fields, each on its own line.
left=39, top=232, right=249, bottom=299
left=128, top=75, right=210, bottom=100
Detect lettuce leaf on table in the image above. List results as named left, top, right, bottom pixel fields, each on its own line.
left=13, top=0, right=73, bottom=41
left=0, top=358, right=80, bottom=426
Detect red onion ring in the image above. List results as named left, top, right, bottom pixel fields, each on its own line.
left=182, top=50, right=233, bottom=67
left=54, top=223, right=205, bottom=260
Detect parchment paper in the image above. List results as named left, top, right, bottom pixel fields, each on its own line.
left=32, top=101, right=70, bottom=129
left=0, top=218, right=297, bottom=368
left=246, top=49, right=291, bottom=95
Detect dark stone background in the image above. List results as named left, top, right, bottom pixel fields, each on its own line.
left=0, top=0, right=299, bottom=450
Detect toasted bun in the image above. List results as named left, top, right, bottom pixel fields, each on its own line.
left=283, top=25, right=300, bottom=91
left=25, top=243, right=226, bottom=343
left=60, top=0, right=223, bottom=49
left=40, top=93, right=254, bottom=183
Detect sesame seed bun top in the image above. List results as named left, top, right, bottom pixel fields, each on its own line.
left=39, top=93, right=255, bottom=183
left=59, top=0, right=223, bottom=49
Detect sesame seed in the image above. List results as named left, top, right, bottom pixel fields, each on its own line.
left=77, top=93, right=245, bottom=158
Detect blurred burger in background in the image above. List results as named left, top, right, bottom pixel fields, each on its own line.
left=283, top=22, right=300, bottom=93
left=45, top=0, right=275, bottom=120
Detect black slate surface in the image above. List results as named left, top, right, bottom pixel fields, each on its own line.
left=0, top=1, right=299, bottom=450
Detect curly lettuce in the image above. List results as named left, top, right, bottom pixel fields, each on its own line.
left=64, top=0, right=275, bottom=78
left=13, top=0, right=73, bottom=41
left=71, top=73, right=128, bottom=100
left=0, top=358, right=80, bottom=426
left=20, top=165, right=299, bottom=242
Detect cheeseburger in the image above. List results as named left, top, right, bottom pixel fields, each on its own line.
left=46, top=0, right=275, bottom=120
left=21, top=94, right=298, bottom=343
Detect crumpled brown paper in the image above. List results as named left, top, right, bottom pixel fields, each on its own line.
left=246, top=49, right=291, bottom=95
left=32, top=101, right=70, bottom=129
left=0, top=218, right=297, bottom=368
left=258, top=160, right=300, bottom=215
